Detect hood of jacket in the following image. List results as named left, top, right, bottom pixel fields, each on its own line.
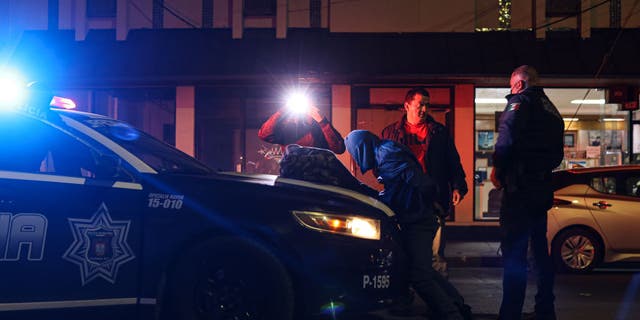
left=345, top=130, right=379, bottom=174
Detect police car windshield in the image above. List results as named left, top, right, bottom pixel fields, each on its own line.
left=65, top=113, right=212, bottom=175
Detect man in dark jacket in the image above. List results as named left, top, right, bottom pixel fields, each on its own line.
left=381, top=87, right=468, bottom=276
left=491, top=65, right=564, bottom=320
left=345, top=130, right=471, bottom=320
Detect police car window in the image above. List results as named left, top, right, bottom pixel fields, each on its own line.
left=624, top=176, right=640, bottom=197
left=73, top=117, right=211, bottom=174
left=0, top=114, right=97, bottom=178
left=590, top=176, right=616, bottom=194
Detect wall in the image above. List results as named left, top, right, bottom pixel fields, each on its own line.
left=329, top=0, right=475, bottom=32
left=288, top=0, right=310, bottom=28
left=453, top=84, right=475, bottom=225
left=163, top=0, right=202, bottom=28
left=3, top=0, right=640, bottom=43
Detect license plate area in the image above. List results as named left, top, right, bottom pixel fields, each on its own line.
left=362, top=274, right=391, bottom=289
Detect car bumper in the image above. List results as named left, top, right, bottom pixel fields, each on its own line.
left=290, top=226, right=406, bottom=315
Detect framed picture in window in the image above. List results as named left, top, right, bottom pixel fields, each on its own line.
left=476, top=131, right=495, bottom=151
left=564, top=131, right=576, bottom=149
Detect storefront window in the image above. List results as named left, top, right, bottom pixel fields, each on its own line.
left=474, top=87, right=630, bottom=220
left=632, top=110, right=640, bottom=163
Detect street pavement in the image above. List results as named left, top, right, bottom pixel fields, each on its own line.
left=365, top=266, right=640, bottom=320
left=358, top=241, right=640, bottom=320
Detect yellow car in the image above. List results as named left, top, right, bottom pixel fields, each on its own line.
left=548, top=165, right=640, bottom=273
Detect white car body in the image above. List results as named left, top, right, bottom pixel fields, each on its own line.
left=547, top=165, right=640, bottom=272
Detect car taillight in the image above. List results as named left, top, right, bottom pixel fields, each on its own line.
left=553, top=198, right=572, bottom=206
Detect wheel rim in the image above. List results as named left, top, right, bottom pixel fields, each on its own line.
left=194, top=267, right=260, bottom=320
left=560, top=235, right=596, bottom=270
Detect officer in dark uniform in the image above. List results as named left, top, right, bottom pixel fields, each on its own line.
left=490, top=65, right=564, bottom=320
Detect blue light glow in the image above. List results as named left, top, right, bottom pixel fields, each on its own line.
left=110, top=123, right=140, bottom=141
left=0, top=73, right=27, bottom=111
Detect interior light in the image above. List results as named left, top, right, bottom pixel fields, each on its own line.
left=602, top=118, right=625, bottom=122
left=563, top=118, right=579, bottom=122
left=292, top=211, right=381, bottom=240
left=570, top=99, right=605, bottom=104
left=475, top=98, right=507, bottom=104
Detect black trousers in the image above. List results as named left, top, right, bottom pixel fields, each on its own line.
left=401, top=217, right=465, bottom=320
left=499, top=197, right=556, bottom=319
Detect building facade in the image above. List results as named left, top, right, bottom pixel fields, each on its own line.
left=2, top=0, right=639, bottom=226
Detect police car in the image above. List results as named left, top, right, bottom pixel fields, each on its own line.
left=0, top=84, right=405, bottom=319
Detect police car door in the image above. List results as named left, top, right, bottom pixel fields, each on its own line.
left=0, top=113, right=142, bottom=317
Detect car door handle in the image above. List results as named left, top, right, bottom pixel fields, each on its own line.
left=592, top=201, right=612, bottom=209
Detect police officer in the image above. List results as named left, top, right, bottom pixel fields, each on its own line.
left=491, top=65, right=564, bottom=320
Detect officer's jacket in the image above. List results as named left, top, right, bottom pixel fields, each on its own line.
left=493, top=86, right=564, bottom=208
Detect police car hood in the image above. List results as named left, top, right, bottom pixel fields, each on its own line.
left=215, top=172, right=394, bottom=217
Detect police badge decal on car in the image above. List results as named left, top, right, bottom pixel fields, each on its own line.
left=63, top=203, right=135, bottom=285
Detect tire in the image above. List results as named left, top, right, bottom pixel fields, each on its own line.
left=165, top=237, right=295, bottom=320
left=552, top=228, right=603, bottom=274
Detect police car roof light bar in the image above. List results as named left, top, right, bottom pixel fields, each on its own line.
left=50, top=96, right=77, bottom=109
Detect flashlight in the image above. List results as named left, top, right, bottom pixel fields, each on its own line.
left=285, top=92, right=311, bottom=114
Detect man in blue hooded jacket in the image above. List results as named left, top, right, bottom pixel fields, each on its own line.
left=381, top=87, right=468, bottom=273
left=345, top=130, right=470, bottom=320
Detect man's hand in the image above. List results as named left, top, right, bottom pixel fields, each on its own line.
left=490, top=167, right=502, bottom=190
left=451, top=189, right=462, bottom=206
left=309, top=106, right=324, bottom=123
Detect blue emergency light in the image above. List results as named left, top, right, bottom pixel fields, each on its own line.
left=0, top=74, right=27, bottom=111
left=0, top=75, right=76, bottom=112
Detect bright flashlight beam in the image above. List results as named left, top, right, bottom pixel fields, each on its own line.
left=286, top=92, right=311, bottom=114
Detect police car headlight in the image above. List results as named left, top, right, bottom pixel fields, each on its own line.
left=292, top=210, right=380, bottom=240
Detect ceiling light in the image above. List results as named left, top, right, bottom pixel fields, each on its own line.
left=570, top=99, right=605, bottom=104
left=602, top=118, right=625, bottom=122
left=475, top=98, right=507, bottom=104
left=563, top=118, right=579, bottom=122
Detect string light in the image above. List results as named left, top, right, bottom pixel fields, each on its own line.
left=498, top=0, right=512, bottom=29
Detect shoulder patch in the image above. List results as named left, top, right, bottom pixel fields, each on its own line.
left=508, top=103, right=520, bottom=111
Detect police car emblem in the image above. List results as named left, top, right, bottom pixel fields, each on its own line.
left=63, top=203, right=135, bottom=285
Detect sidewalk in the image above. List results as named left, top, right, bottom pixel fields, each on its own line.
left=445, top=241, right=502, bottom=268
